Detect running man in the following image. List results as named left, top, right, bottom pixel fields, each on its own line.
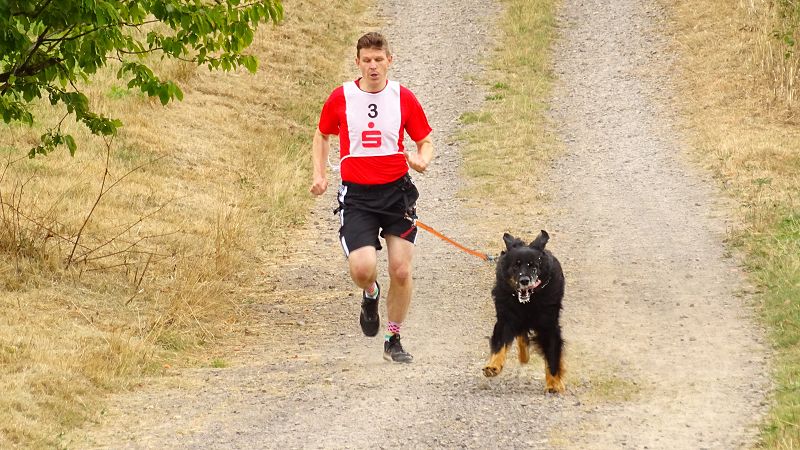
left=310, top=32, right=434, bottom=363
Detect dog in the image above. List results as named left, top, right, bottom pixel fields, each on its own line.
left=482, top=230, right=566, bottom=393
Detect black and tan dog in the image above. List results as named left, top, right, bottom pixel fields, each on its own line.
left=483, top=230, right=566, bottom=393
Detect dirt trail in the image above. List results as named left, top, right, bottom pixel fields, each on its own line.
left=545, top=0, right=770, bottom=448
left=71, top=0, right=769, bottom=448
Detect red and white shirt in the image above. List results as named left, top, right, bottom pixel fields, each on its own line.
left=318, top=78, right=432, bottom=185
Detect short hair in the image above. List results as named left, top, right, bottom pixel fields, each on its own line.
left=356, top=32, right=391, bottom=58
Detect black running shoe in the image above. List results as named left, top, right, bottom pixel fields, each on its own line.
left=383, top=333, right=413, bottom=363
left=359, top=281, right=380, bottom=337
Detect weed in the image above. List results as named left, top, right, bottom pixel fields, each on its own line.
left=107, top=86, right=132, bottom=99
left=459, top=111, right=493, bottom=124
left=210, top=358, right=228, bottom=368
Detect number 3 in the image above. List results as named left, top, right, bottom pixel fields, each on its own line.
left=368, top=104, right=378, bottom=118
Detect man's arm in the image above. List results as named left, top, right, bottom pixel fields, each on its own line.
left=405, top=133, right=433, bottom=173
left=310, top=129, right=331, bottom=195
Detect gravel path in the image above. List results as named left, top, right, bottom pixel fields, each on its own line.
left=545, top=0, right=769, bottom=448
left=71, top=0, right=769, bottom=448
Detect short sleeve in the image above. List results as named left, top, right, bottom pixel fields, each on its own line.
left=400, top=87, right=432, bottom=142
left=318, top=87, right=344, bottom=135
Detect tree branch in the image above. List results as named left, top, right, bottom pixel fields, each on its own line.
left=66, top=139, right=112, bottom=268
left=11, top=0, right=55, bottom=19
left=0, top=26, right=58, bottom=93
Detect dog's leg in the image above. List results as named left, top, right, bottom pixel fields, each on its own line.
left=516, top=334, right=530, bottom=364
left=539, top=327, right=565, bottom=393
left=483, top=345, right=509, bottom=377
left=483, top=322, right=514, bottom=377
left=544, top=358, right=565, bottom=394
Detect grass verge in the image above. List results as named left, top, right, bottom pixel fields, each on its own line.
left=665, top=1, right=800, bottom=448
left=0, top=0, right=366, bottom=447
left=457, top=0, right=561, bottom=252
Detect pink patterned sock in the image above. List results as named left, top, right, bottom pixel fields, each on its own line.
left=387, top=321, right=401, bottom=335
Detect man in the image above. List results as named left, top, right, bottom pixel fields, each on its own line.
left=310, top=32, right=433, bottom=363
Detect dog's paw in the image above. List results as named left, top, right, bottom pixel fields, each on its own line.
left=544, top=377, right=565, bottom=394
left=482, top=365, right=502, bottom=377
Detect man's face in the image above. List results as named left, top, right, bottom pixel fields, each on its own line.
left=355, top=47, right=392, bottom=85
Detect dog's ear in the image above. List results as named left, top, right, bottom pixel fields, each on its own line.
left=503, top=232, right=516, bottom=250
left=530, top=230, right=550, bottom=250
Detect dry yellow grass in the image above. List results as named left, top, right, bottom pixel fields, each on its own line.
left=0, top=0, right=367, bottom=446
left=665, top=0, right=800, bottom=447
left=666, top=0, right=800, bottom=221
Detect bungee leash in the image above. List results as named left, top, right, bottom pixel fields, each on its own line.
left=333, top=175, right=496, bottom=262
left=333, top=204, right=496, bottom=263
left=413, top=219, right=495, bottom=262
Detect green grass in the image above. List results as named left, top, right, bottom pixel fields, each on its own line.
left=106, top=86, right=134, bottom=99
left=587, top=375, right=641, bottom=403
left=458, top=111, right=493, bottom=125
left=747, top=213, right=800, bottom=447
left=210, top=358, right=228, bottom=368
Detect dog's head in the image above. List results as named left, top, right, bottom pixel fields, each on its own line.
left=498, top=230, right=551, bottom=303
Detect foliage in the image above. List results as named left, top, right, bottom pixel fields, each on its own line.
left=0, top=0, right=283, bottom=157
left=773, top=0, right=800, bottom=58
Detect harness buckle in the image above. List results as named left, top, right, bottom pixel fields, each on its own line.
left=404, top=206, right=418, bottom=226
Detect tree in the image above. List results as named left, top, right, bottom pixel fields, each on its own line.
left=0, top=0, right=283, bottom=157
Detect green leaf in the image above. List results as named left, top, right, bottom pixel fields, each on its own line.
left=172, top=83, right=184, bottom=101
left=241, top=55, right=258, bottom=73
left=64, top=134, right=77, bottom=156
left=158, top=88, right=170, bottom=105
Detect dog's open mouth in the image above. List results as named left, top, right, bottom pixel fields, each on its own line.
left=517, top=278, right=542, bottom=303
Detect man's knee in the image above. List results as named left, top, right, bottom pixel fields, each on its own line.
left=388, top=261, right=412, bottom=284
left=350, top=265, right=374, bottom=285
left=348, top=247, right=377, bottom=285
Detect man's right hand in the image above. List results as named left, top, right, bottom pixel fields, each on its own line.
left=310, top=176, right=328, bottom=196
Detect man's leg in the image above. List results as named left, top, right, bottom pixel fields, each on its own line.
left=382, top=235, right=415, bottom=363
left=348, top=245, right=381, bottom=337
left=385, top=235, right=414, bottom=323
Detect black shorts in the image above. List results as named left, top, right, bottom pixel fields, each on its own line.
left=336, top=174, right=419, bottom=256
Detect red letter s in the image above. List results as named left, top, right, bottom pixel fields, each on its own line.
left=362, top=130, right=382, bottom=148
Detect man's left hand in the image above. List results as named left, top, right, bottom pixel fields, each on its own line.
left=405, top=150, right=430, bottom=173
